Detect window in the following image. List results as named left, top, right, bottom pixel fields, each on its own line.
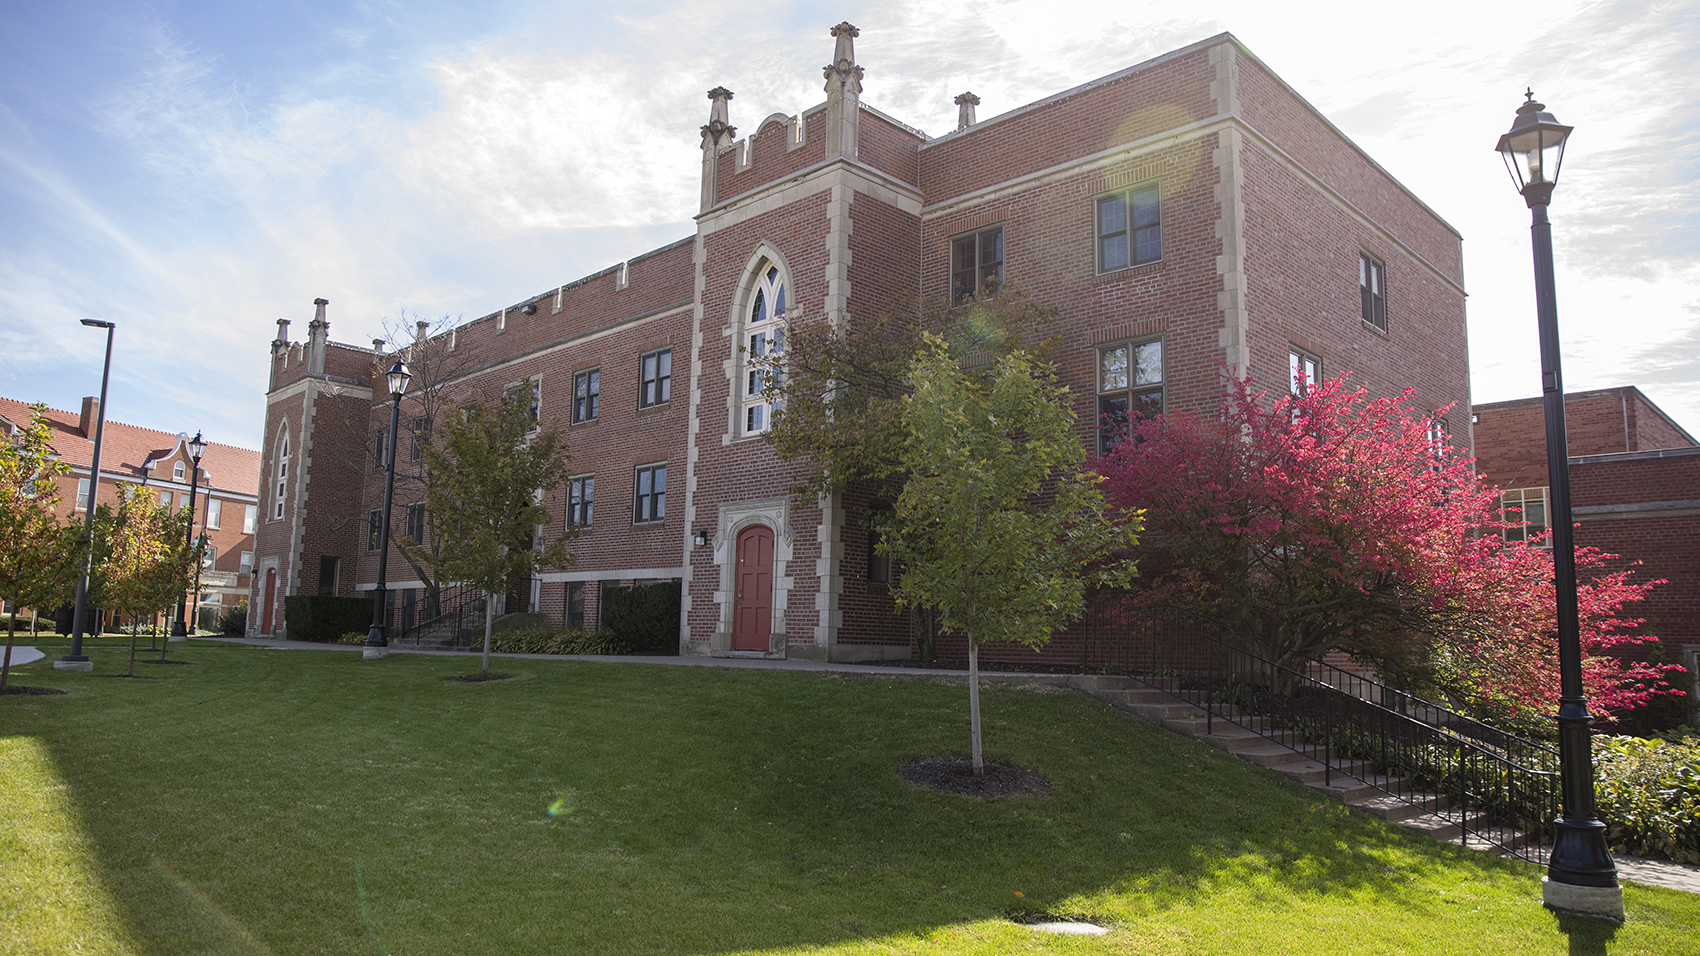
left=743, top=265, right=787, bottom=434
left=406, top=503, right=426, bottom=544
left=374, top=427, right=388, bottom=467
left=76, top=478, right=91, bottom=510
left=317, top=556, right=339, bottom=596
left=1096, top=339, right=1164, bottom=455
left=574, top=369, right=600, bottom=422
left=201, top=546, right=217, bottom=571
left=507, top=380, right=540, bottom=428
left=1501, top=488, right=1550, bottom=546
left=634, top=464, right=666, bottom=523
left=1427, top=417, right=1451, bottom=471
left=410, top=417, right=426, bottom=461
left=243, top=504, right=257, bottom=534
left=1360, top=253, right=1387, bottom=330
left=1097, top=184, right=1161, bottom=272
left=178, top=493, right=189, bottom=511
left=568, top=475, right=594, bottom=527
left=567, top=581, right=586, bottom=629
left=201, top=592, right=222, bottom=606
left=640, top=350, right=671, bottom=408
left=1289, top=350, right=1320, bottom=395
left=240, top=551, right=253, bottom=575
left=273, top=432, right=289, bottom=520
left=367, top=509, right=383, bottom=551
left=173, top=460, right=185, bottom=481
left=158, top=489, right=171, bottom=509
left=206, top=498, right=222, bottom=529
left=950, top=226, right=1003, bottom=304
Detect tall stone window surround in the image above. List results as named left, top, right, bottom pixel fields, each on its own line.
left=270, top=424, right=291, bottom=521
left=706, top=497, right=797, bottom=658
left=723, top=244, right=798, bottom=444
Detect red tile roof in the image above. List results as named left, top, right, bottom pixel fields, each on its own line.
left=0, top=396, right=261, bottom=498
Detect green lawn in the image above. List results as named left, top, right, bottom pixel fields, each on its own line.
left=2, top=641, right=1696, bottom=956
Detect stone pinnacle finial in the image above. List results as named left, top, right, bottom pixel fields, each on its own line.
left=702, top=86, right=737, bottom=148
left=822, top=22, right=864, bottom=94
left=954, top=91, right=980, bottom=130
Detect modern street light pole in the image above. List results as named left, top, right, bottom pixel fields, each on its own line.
left=57, top=319, right=115, bottom=671
left=365, top=359, right=411, bottom=660
left=171, top=432, right=208, bottom=640
left=1496, top=91, right=1622, bottom=920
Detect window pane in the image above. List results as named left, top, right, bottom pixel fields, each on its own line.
left=1098, top=394, right=1130, bottom=455
left=244, top=504, right=257, bottom=533
left=1134, top=225, right=1161, bottom=264
left=1101, top=233, right=1129, bottom=271
left=751, top=289, right=767, bottom=325
left=1134, top=341, right=1163, bottom=385
left=207, top=498, right=221, bottom=528
left=980, top=229, right=1002, bottom=267
left=774, top=282, right=786, bottom=315
left=953, top=236, right=977, bottom=276
left=747, top=404, right=764, bottom=432
left=1099, top=346, right=1128, bottom=391
left=653, top=467, right=665, bottom=518
left=1098, top=195, right=1126, bottom=236
left=1131, top=187, right=1160, bottom=227
left=1132, top=389, right=1163, bottom=419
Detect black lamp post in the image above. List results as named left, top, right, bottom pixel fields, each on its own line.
left=365, top=358, right=411, bottom=659
left=57, top=319, right=115, bottom=672
left=1497, top=91, right=1622, bottom=920
left=170, top=431, right=208, bottom=640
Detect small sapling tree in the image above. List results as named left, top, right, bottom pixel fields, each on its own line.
left=407, top=391, right=576, bottom=677
left=0, top=407, right=79, bottom=691
left=887, top=335, right=1137, bottom=776
left=101, top=486, right=197, bottom=676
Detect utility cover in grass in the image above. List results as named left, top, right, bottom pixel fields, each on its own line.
left=898, top=758, right=1049, bottom=800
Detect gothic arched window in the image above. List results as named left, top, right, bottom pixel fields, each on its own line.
left=743, top=264, right=787, bottom=435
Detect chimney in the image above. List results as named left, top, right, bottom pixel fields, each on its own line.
left=79, top=396, right=99, bottom=438
left=306, top=298, right=329, bottom=376
left=415, top=320, right=429, bottom=344
left=821, top=22, right=864, bottom=161
left=700, top=87, right=737, bottom=212
left=955, top=91, right=980, bottom=131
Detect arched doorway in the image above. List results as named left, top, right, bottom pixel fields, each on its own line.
left=732, top=526, right=774, bottom=651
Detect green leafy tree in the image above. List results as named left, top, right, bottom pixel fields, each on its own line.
left=405, top=391, right=577, bottom=676
left=101, top=486, right=197, bottom=676
left=0, top=406, right=79, bottom=691
left=886, top=335, right=1139, bottom=776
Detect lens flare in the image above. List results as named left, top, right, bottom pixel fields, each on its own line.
left=546, top=790, right=577, bottom=817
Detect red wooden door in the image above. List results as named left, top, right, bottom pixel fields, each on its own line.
left=261, top=569, right=277, bottom=634
left=732, top=526, right=774, bottom=651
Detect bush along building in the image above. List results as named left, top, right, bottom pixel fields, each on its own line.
left=1474, top=386, right=1700, bottom=724
left=249, top=26, right=1469, bottom=662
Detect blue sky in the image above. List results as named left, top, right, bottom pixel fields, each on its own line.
left=2, top=0, right=1697, bottom=450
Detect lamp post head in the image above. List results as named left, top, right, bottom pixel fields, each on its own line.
left=189, top=431, right=207, bottom=462
left=80, top=318, right=115, bottom=329
left=1496, top=89, right=1572, bottom=208
left=386, top=359, right=412, bottom=400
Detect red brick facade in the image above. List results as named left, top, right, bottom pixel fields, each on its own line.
left=1473, top=387, right=1700, bottom=674
left=249, top=28, right=1469, bottom=663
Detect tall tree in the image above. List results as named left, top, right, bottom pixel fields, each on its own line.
left=887, top=335, right=1138, bottom=776
left=0, top=407, right=79, bottom=691
left=1094, top=374, right=1674, bottom=723
left=404, top=391, right=576, bottom=677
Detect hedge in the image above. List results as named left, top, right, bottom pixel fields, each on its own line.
left=283, top=595, right=373, bottom=642
left=599, top=582, right=680, bottom=655
left=1595, top=731, right=1700, bottom=864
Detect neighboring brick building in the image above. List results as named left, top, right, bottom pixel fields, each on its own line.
left=1473, top=387, right=1700, bottom=701
left=250, top=26, right=1470, bottom=662
left=0, top=395, right=261, bottom=628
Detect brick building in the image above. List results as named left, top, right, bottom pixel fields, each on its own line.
left=250, top=26, right=1469, bottom=661
left=0, top=395, right=261, bottom=628
left=1473, top=387, right=1699, bottom=700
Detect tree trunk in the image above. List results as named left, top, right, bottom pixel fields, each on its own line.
left=127, top=617, right=139, bottom=677
left=2, top=610, right=17, bottom=692
left=481, top=599, right=494, bottom=678
left=968, top=638, right=984, bottom=778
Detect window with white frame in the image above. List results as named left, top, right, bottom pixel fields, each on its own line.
left=273, top=430, right=290, bottom=520
left=1427, top=416, right=1450, bottom=471
left=743, top=264, right=786, bottom=434
left=174, top=460, right=185, bottom=481
left=568, top=475, right=593, bottom=527
left=76, top=478, right=90, bottom=510
left=1289, top=349, right=1320, bottom=395
left=1096, top=184, right=1161, bottom=272
left=158, top=489, right=171, bottom=509
left=1096, top=339, right=1164, bottom=456
left=243, top=504, right=257, bottom=534
left=1501, top=487, right=1550, bottom=546
left=206, top=498, right=221, bottom=529
left=240, top=551, right=253, bottom=575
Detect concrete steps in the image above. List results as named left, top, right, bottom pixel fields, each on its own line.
left=1067, top=674, right=1534, bottom=858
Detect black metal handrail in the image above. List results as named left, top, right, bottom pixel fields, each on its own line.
left=1083, top=599, right=1560, bottom=863
left=398, top=586, right=486, bottom=649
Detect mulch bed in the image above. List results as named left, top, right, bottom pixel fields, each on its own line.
left=0, top=686, right=69, bottom=696
left=440, top=673, right=515, bottom=683
left=898, top=758, right=1051, bottom=801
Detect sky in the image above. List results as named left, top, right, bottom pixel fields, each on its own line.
left=1, top=0, right=1696, bottom=452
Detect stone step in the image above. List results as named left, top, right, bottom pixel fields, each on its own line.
left=1273, top=758, right=1376, bottom=786
left=1068, top=674, right=1140, bottom=693
left=1347, top=790, right=1450, bottom=823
